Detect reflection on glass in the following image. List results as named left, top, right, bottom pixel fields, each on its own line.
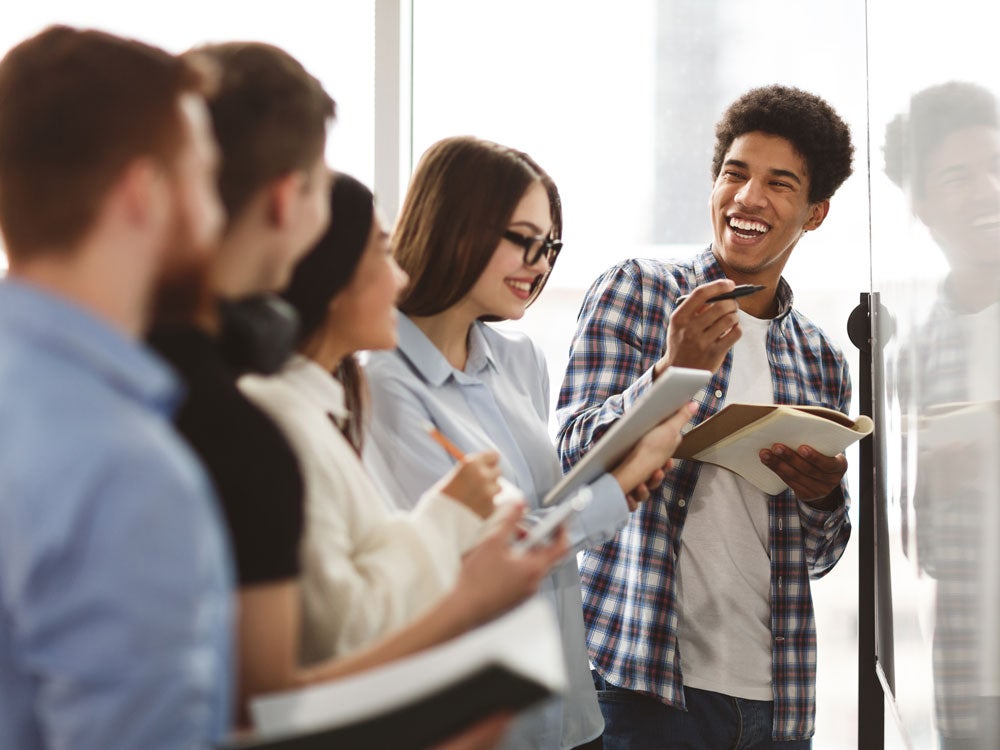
left=883, top=81, right=1000, bottom=750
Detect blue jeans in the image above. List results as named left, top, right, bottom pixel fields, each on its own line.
left=593, top=672, right=811, bottom=750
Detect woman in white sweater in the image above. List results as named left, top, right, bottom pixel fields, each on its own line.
left=239, top=173, right=564, bottom=666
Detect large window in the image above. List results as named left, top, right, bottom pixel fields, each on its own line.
left=412, top=4, right=869, bottom=747
left=7, top=4, right=997, bottom=747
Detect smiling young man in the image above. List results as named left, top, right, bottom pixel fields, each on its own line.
left=556, top=85, right=855, bottom=749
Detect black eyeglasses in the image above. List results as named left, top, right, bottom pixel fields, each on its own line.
left=502, top=230, right=563, bottom=267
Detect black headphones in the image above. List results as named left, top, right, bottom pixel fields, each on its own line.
left=218, top=293, right=300, bottom=376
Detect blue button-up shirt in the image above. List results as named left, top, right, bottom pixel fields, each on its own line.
left=556, top=248, right=852, bottom=741
left=363, top=314, right=631, bottom=750
left=0, top=280, right=233, bottom=750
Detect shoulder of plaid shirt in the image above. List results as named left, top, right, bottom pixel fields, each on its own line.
left=555, top=247, right=853, bottom=742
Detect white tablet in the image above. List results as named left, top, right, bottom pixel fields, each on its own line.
left=544, top=366, right=712, bottom=507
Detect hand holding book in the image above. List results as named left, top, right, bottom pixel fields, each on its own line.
left=675, top=403, right=873, bottom=495
left=759, top=443, right=849, bottom=506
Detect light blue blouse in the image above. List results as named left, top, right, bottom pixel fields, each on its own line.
left=363, top=314, right=630, bottom=750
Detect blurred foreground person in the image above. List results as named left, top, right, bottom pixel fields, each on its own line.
left=0, top=26, right=232, bottom=750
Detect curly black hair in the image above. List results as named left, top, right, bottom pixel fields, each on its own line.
left=883, top=81, right=997, bottom=196
left=712, top=84, right=854, bottom=204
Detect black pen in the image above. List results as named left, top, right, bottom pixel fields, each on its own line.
left=675, top=284, right=767, bottom=306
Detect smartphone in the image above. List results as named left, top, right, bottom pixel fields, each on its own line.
left=513, top=488, right=592, bottom=551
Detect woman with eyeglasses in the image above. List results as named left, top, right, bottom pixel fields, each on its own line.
left=363, top=136, right=695, bottom=750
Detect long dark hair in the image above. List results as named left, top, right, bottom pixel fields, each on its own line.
left=280, top=172, right=373, bottom=452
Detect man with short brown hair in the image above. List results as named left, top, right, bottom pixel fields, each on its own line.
left=0, top=26, right=233, bottom=750
left=147, top=40, right=336, bottom=720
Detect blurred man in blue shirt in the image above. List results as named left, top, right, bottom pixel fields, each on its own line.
left=0, top=26, right=234, bottom=750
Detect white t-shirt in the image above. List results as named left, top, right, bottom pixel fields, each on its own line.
left=677, top=310, right=775, bottom=700
left=963, top=302, right=1000, bottom=695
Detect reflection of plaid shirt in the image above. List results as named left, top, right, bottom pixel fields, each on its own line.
left=556, top=247, right=853, bottom=741
left=900, top=294, right=977, bottom=578
left=899, top=291, right=997, bottom=738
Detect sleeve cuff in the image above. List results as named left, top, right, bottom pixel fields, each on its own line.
left=567, top=472, right=630, bottom=550
left=797, top=494, right=848, bottom=533
left=620, top=365, right=657, bottom=412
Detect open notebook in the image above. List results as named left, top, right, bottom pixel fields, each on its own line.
left=222, top=599, right=565, bottom=750
left=675, top=403, right=874, bottom=494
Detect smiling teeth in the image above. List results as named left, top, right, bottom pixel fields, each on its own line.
left=971, top=213, right=1000, bottom=228
left=507, top=280, right=532, bottom=292
left=729, top=217, right=769, bottom=233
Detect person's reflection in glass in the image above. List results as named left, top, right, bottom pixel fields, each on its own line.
left=884, top=81, right=1000, bottom=750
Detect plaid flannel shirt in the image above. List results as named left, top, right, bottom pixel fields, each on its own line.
left=555, top=247, right=853, bottom=741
